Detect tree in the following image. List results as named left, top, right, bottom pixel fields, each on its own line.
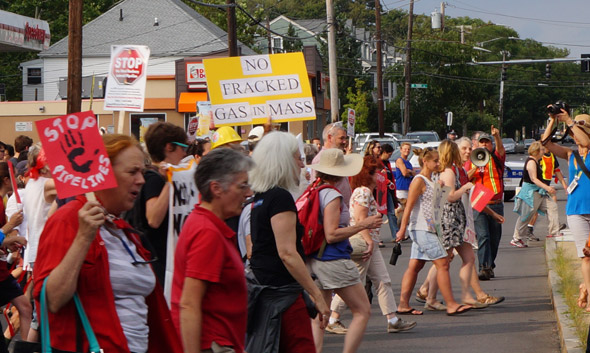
left=0, top=0, right=119, bottom=101
left=282, top=24, right=303, bottom=53
left=342, top=79, right=371, bottom=133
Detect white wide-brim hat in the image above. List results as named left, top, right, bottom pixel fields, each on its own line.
left=308, top=148, right=363, bottom=177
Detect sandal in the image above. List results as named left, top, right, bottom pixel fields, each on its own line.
left=415, top=290, right=427, bottom=303
left=463, top=301, right=488, bottom=309
left=477, top=295, right=505, bottom=306
left=424, top=301, right=447, bottom=311
left=395, top=307, right=423, bottom=316
left=446, top=304, right=471, bottom=316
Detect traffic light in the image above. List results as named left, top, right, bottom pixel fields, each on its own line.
left=582, top=54, right=590, bottom=72
left=501, top=67, right=507, bottom=81
left=546, top=64, right=551, bottom=79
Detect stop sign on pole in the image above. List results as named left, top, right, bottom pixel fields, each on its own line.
left=104, top=45, right=150, bottom=112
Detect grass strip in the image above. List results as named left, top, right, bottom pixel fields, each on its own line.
left=552, top=245, right=589, bottom=350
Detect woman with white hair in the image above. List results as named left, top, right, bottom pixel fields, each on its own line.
left=247, top=131, right=330, bottom=353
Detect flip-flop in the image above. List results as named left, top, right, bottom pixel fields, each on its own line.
left=446, top=304, right=472, bottom=316
left=395, top=308, right=423, bottom=316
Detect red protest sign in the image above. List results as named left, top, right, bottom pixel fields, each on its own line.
left=35, top=111, right=118, bottom=199
left=471, top=183, right=494, bottom=212
left=7, top=162, right=21, bottom=204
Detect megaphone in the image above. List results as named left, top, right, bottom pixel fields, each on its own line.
left=471, top=148, right=490, bottom=167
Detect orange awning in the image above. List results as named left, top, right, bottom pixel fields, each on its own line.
left=178, top=92, right=208, bottom=112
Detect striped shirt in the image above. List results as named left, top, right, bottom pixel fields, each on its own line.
left=100, top=226, right=156, bottom=353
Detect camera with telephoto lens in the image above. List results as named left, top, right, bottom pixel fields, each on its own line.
left=546, top=100, right=570, bottom=115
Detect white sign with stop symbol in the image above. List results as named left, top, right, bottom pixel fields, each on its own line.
left=104, top=45, right=151, bottom=112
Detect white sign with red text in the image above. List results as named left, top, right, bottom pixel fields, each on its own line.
left=104, top=45, right=150, bottom=112
left=347, top=108, right=356, bottom=137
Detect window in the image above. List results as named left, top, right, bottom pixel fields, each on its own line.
left=272, top=37, right=283, bottom=53
left=129, top=113, right=166, bottom=142
left=27, top=68, right=42, bottom=85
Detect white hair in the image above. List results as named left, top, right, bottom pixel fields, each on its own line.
left=322, top=122, right=345, bottom=142
left=456, top=136, right=471, bottom=147
left=250, top=131, right=300, bottom=193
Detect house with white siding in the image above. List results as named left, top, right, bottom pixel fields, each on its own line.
left=20, top=0, right=254, bottom=102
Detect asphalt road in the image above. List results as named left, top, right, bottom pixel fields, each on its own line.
left=324, top=153, right=567, bottom=353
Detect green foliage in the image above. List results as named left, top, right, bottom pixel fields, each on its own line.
left=341, top=78, right=371, bottom=133
left=282, top=24, right=303, bottom=53
left=0, top=0, right=118, bottom=101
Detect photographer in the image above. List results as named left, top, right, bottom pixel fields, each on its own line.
left=541, top=103, right=590, bottom=312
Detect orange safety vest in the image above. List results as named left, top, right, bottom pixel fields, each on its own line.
left=540, top=153, right=556, bottom=182
left=470, top=150, right=504, bottom=198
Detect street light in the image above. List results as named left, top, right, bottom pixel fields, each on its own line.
left=477, top=36, right=519, bottom=47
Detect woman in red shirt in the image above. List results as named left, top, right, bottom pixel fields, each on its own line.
left=33, top=134, right=181, bottom=353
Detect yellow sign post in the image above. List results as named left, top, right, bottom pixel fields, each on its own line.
left=203, top=53, right=316, bottom=126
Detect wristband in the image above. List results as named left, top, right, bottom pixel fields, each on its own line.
left=0, top=229, right=4, bottom=245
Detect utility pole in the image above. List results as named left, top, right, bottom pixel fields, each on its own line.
left=403, top=0, right=414, bottom=135
left=326, top=0, right=339, bottom=122
left=498, top=50, right=508, bottom=135
left=67, top=0, right=83, bottom=114
left=227, top=0, right=238, bottom=56
left=266, top=15, right=272, bottom=54
left=440, top=2, right=445, bottom=32
left=375, top=0, right=384, bottom=137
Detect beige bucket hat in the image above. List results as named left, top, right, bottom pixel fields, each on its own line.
left=308, top=148, right=363, bottom=177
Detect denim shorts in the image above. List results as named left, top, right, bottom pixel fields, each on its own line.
left=409, top=230, right=447, bottom=261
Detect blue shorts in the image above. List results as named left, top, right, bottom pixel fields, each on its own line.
left=409, top=230, right=447, bottom=261
left=0, top=276, right=24, bottom=306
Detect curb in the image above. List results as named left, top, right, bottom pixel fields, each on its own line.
left=545, top=237, right=585, bottom=353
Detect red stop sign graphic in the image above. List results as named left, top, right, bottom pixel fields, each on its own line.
left=111, top=48, right=145, bottom=85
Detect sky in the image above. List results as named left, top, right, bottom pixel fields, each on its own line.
left=383, top=0, right=590, bottom=58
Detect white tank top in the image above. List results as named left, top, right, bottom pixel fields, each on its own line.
left=23, top=176, right=52, bottom=267
left=408, top=174, right=436, bottom=233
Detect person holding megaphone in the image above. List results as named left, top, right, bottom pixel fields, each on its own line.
left=465, top=127, right=505, bottom=281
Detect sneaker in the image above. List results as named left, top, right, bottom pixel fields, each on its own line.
left=489, top=268, right=495, bottom=278
left=510, top=239, right=527, bottom=248
left=559, top=223, right=567, bottom=231
left=387, top=318, right=417, bottom=333
left=326, top=320, right=348, bottom=334
left=526, top=227, right=539, bottom=242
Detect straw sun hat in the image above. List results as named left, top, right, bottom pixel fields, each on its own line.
left=574, top=114, right=590, bottom=135
left=308, top=148, right=363, bottom=177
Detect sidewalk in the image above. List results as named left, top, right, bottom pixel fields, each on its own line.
left=546, top=230, right=588, bottom=353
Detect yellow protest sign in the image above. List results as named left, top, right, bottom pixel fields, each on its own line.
left=203, top=53, right=316, bottom=126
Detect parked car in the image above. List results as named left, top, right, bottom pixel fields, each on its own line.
left=514, top=140, right=526, bottom=154
left=389, top=141, right=442, bottom=173
left=360, top=137, right=399, bottom=155
left=524, top=138, right=535, bottom=150
left=502, top=138, right=516, bottom=154
left=354, top=132, right=394, bottom=153
left=405, top=131, right=440, bottom=143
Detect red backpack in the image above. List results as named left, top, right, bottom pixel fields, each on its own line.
left=295, top=179, right=338, bottom=257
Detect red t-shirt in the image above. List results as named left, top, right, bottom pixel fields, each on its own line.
left=171, top=206, right=247, bottom=352
left=33, top=196, right=182, bottom=353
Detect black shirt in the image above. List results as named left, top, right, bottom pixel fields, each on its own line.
left=250, top=187, right=305, bottom=286
left=523, top=157, right=542, bottom=185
